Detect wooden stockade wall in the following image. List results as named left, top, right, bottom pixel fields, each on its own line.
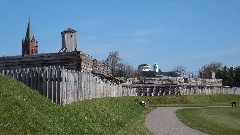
left=1, top=66, right=240, bottom=105
left=180, top=86, right=240, bottom=95
left=135, top=86, right=240, bottom=96
left=0, top=66, right=136, bottom=105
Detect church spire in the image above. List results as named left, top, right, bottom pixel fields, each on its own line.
left=22, top=17, right=38, bottom=56
left=26, top=16, right=34, bottom=41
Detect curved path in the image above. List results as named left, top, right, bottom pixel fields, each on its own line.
left=145, top=107, right=209, bottom=135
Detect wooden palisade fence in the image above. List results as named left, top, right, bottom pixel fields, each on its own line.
left=134, top=86, right=240, bottom=96
left=1, top=66, right=240, bottom=105
left=0, top=66, right=136, bottom=105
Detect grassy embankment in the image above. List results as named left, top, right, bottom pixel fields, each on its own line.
left=1, top=75, right=240, bottom=134
left=0, top=75, right=152, bottom=135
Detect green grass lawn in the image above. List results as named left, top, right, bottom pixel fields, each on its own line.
left=0, top=75, right=153, bottom=135
left=176, top=107, right=240, bottom=135
left=136, top=94, right=240, bottom=107
left=1, top=75, right=240, bottom=134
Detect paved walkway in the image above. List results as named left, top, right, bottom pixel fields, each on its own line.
left=145, top=107, right=209, bottom=135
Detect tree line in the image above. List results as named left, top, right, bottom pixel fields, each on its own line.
left=198, top=62, right=240, bottom=87
left=216, top=66, right=240, bottom=87
left=103, top=51, right=136, bottom=78
left=103, top=51, right=239, bottom=87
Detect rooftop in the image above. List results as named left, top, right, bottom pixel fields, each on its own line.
left=61, top=28, right=77, bottom=33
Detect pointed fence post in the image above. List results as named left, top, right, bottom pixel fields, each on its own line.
left=56, top=66, right=61, bottom=104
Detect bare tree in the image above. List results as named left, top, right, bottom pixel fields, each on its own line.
left=170, top=66, right=187, bottom=77
left=199, top=61, right=222, bottom=79
left=121, top=63, right=135, bottom=78
left=186, top=71, right=199, bottom=78
left=125, top=64, right=135, bottom=77
left=103, top=51, right=136, bottom=78
left=103, top=51, right=122, bottom=76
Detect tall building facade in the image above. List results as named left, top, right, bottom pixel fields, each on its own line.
left=22, top=17, right=38, bottom=56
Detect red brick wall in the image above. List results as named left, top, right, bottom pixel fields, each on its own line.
left=22, top=37, right=38, bottom=55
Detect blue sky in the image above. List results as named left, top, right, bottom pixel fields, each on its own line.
left=0, top=0, right=239, bottom=72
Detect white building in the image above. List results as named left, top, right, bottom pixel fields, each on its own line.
left=138, top=64, right=151, bottom=71
left=153, top=63, right=159, bottom=72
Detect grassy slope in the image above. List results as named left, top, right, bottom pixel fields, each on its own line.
left=177, top=107, right=240, bottom=135
left=1, top=75, right=240, bottom=134
left=0, top=75, right=152, bottom=135
left=0, top=76, right=62, bottom=134
left=63, top=97, right=153, bottom=135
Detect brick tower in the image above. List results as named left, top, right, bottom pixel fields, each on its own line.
left=22, top=17, right=38, bottom=56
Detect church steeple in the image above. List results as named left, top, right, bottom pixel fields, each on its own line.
left=25, top=17, right=34, bottom=41
left=22, top=17, right=38, bottom=56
